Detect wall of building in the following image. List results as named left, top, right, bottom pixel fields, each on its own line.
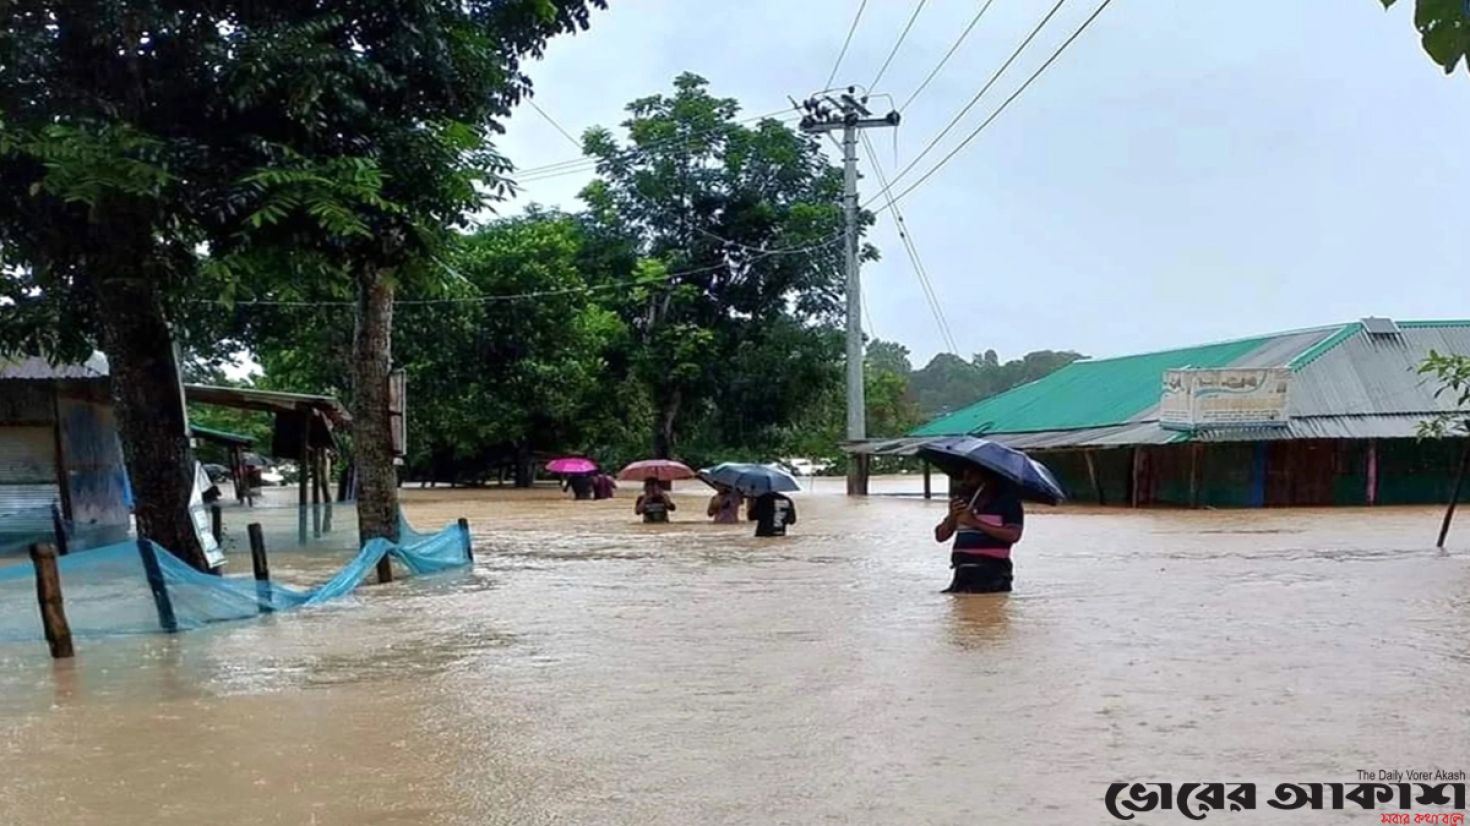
left=1040, top=438, right=1467, bottom=509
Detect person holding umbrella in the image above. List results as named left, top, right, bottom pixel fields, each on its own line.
left=635, top=478, right=677, bottom=523
left=620, top=460, right=695, bottom=523
left=700, top=462, right=800, bottom=538
left=918, top=436, right=1065, bottom=594
left=706, top=484, right=743, bottom=524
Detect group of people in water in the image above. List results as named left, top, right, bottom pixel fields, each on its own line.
left=560, top=463, right=1023, bottom=591
left=635, top=480, right=796, bottom=537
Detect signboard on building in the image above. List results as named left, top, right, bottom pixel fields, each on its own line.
left=1159, top=367, right=1291, bottom=430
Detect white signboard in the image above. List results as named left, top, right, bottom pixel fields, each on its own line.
left=1159, top=368, right=1291, bottom=430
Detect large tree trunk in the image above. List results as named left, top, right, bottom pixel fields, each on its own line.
left=351, top=268, right=400, bottom=550
left=95, top=276, right=209, bottom=571
left=652, top=389, right=681, bottom=459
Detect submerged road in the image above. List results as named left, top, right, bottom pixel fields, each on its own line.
left=1, top=479, right=1467, bottom=824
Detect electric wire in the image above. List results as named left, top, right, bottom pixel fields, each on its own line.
left=899, top=0, right=999, bottom=111
left=863, top=0, right=1071, bottom=205
left=824, top=0, right=871, bottom=90
left=874, top=0, right=1114, bottom=211
left=525, top=99, right=582, bottom=151
left=859, top=133, right=960, bottom=355
left=869, top=0, right=928, bottom=92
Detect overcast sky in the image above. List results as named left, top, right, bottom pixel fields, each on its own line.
left=494, top=0, right=1469, bottom=368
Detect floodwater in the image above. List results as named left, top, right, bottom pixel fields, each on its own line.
left=2, top=477, right=1469, bottom=824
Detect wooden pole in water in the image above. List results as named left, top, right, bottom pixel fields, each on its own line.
left=458, top=517, right=473, bottom=561
left=247, top=522, right=273, bottom=613
left=320, top=452, right=334, bottom=533
left=1188, top=443, right=1202, bottom=509
left=298, top=411, right=310, bottom=545
left=51, top=503, right=69, bottom=557
left=29, top=543, right=74, bottom=659
left=1437, top=439, right=1470, bottom=549
left=921, top=460, right=931, bottom=500
left=1085, top=451, right=1105, bottom=506
left=136, top=538, right=178, bottom=633
left=310, top=448, right=323, bottom=539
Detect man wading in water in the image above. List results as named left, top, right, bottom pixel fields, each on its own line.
left=934, top=467, right=1023, bottom=593
left=635, top=479, right=676, bottom=523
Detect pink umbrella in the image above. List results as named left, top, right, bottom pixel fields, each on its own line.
left=547, top=457, right=598, bottom=475
left=617, top=459, right=696, bottom=482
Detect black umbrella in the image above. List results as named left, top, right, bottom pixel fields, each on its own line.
left=916, top=436, right=1066, bottom=505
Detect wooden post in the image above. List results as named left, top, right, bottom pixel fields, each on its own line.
left=29, top=543, right=74, bottom=659
left=247, top=522, right=273, bottom=613
left=210, top=504, right=223, bottom=545
left=1085, top=451, right=1105, bottom=506
left=298, top=411, right=310, bottom=545
left=320, top=452, right=334, bottom=533
left=921, top=460, right=932, bottom=500
left=50, top=397, right=75, bottom=534
left=136, top=538, right=178, bottom=633
left=1188, top=443, right=1202, bottom=509
left=458, top=517, right=473, bottom=561
left=1437, top=440, right=1470, bottom=549
left=376, top=554, right=394, bottom=584
left=1366, top=439, right=1379, bottom=506
left=311, top=448, right=323, bottom=539
left=1130, top=448, right=1143, bottom=508
left=51, top=503, right=70, bottom=557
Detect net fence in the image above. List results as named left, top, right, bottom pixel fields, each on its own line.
left=0, top=513, right=470, bottom=642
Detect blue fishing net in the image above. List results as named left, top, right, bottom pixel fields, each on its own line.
left=0, top=519, right=471, bottom=642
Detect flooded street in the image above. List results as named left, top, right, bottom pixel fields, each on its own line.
left=2, top=479, right=1469, bottom=824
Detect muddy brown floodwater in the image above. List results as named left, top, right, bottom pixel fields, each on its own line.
left=1, top=477, right=1468, bottom=824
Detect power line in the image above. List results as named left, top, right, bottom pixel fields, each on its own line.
left=899, top=0, right=998, bottom=111
left=824, top=0, right=871, bottom=90
left=864, top=0, right=1071, bottom=207
left=512, top=109, right=801, bottom=184
left=184, top=234, right=847, bottom=309
left=526, top=99, right=582, bottom=151
left=859, top=133, right=960, bottom=355
left=877, top=0, right=1115, bottom=210
left=869, top=0, right=929, bottom=92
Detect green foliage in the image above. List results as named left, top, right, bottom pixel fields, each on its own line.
left=1382, top=0, right=1470, bottom=75
left=909, top=348, right=1086, bottom=418
left=578, top=73, right=861, bottom=458
left=1418, top=349, right=1470, bottom=437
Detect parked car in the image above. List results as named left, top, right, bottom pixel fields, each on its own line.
left=257, top=466, right=285, bottom=486
left=777, top=457, right=832, bottom=477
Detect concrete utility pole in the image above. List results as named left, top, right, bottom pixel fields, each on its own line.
left=798, top=89, right=898, bottom=495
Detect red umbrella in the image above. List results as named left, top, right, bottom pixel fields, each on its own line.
left=617, top=459, right=696, bottom=482
left=547, top=457, right=598, bottom=475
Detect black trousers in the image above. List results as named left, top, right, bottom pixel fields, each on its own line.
left=945, top=553, right=1013, bottom=593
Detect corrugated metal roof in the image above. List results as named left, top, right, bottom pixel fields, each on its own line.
left=909, top=327, right=1339, bottom=438
left=1288, top=323, right=1470, bottom=417
left=907, top=319, right=1470, bottom=449
left=0, top=352, right=109, bottom=381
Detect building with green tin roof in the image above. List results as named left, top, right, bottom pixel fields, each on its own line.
left=859, top=318, right=1470, bottom=508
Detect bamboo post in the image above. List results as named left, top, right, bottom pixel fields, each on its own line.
left=458, top=517, right=473, bottom=561
left=298, top=411, right=310, bottom=545
left=311, top=448, right=323, bottom=539
left=247, top=522, right=273, bottom=613
left=29, top=543, right=74, bottom=659
left=921, top=460, right=931, bottom=500
left=1085, top=450, right=1105, bottom=506
left=320, top=452, right=334, bottom=533
left=136, top=538, right=178, bottom=633
left=1130, top=448, right=1144, bottom=508
left=51, top=503, right=69, bottom=557
left=210, top=504, right=223, bottom=545
left=1437, top=441, right=1470, bottom=549
left=1188, top=443, right=1202, bottom=509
